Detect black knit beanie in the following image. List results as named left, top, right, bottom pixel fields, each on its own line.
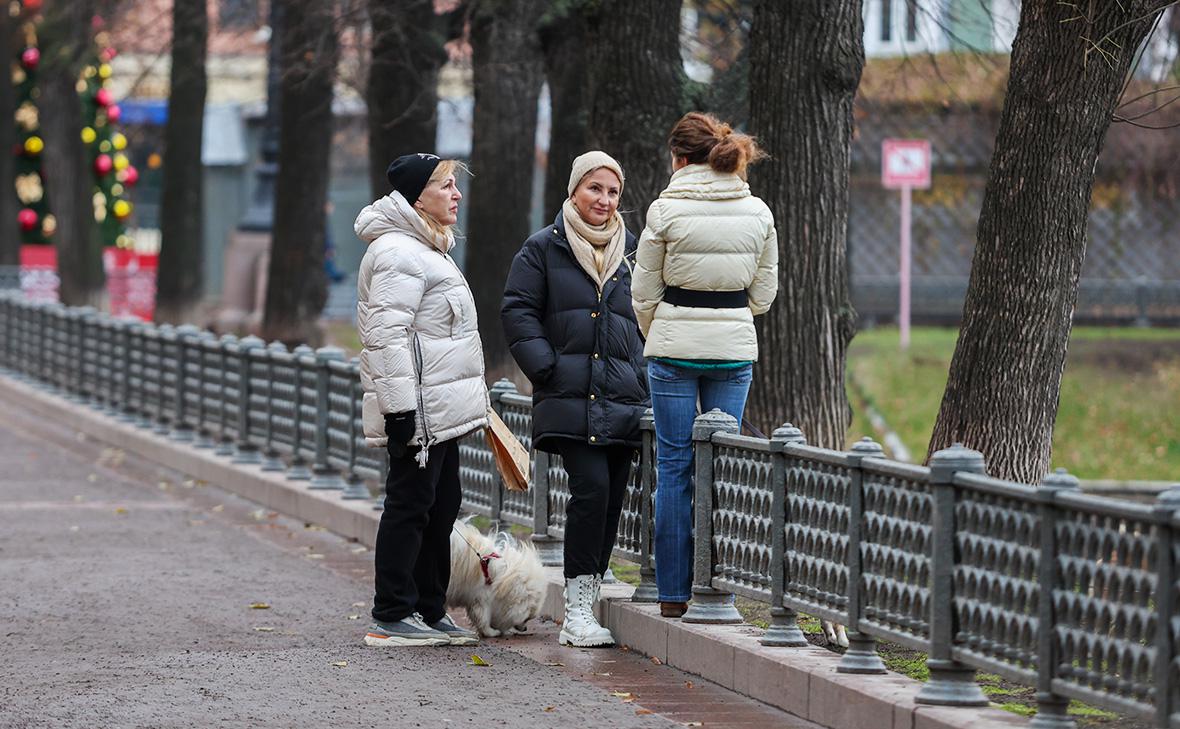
left=386, top=153, right=442, bottom=204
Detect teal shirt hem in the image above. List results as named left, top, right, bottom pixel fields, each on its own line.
left=650, top=357, right=753, bottom=371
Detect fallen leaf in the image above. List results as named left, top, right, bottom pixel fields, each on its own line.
left=250, top=509, right=267, bottom=521
left=73, top=495, right=84, bottom=502
left=351, top=546, right=368, bottom=554
left=248, top=602, right=271, bottom=610
left=622, top=698, right=635, bottom=703
left=113, top=507, right=128, bottom=515
left=212, top=504, right=225, bottom=513
left=182, top=479, right=196, bottom=488
left=158, top=481, right=170, bottom=490
left=306, top=553, right=325, bottom=560
left=87, top=474, right=97, bottom=483
left=636, top=709, right=653, bottom=715
left=304, top=524, right=326, bottom=532
left=684, top=723, right=702, bottom=727
left=469, top=654, right=490, bottom=667
left=685, top=681, right=694, bottom=689
left=69, top=525, right=80, bottom=532
left=331, top=661, right=347, bottom=668
left=542, top=661, right=564, bottom=667
left=542, top=707, right=555, bottom=712
left=610, top=691, right=631, bottom=699
left=352, top=602, right=366, bottom=608
left=596, top=672, right=613, bottom=677
left=650, top=656, right=662, bottom=665
left=346, top=614, right=360, bottom=620
left=253, top=626, right=275, bottom=632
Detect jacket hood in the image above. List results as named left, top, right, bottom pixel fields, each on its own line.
left=354, top=191, right=455, bottom=254
left=659, top=163, right=750, bottom=201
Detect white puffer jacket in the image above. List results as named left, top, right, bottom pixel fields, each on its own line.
left=354, top=192, right=488, bottom=456
left=632, top=164, right=779, bottom=361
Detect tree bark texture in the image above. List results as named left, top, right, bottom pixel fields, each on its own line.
left=927, top=1, right=1172, bottom=482
left=39, top=0, right=104, bottom=306
left=466, top=0, right=545, bottom=373
left=261, top=0, right=338, bottom=345
left=539, top=5, right=588, bottom=218
left=155, top=0, right=208, bottom=323
left=745, top=0, right=864, bottom=448
left=0, top=9, right=18, bottom=265
left=583, top=0, right=688, bottom=233
left=366, top=0, right=447, bottom=201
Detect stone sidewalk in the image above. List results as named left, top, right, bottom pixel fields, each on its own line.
left=0, top=399, right=818, bottom=729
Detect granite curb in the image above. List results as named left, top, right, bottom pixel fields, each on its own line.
left=0, top=372, right=1028, bottom=729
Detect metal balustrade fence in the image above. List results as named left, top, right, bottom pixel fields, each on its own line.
left=2, top=291, right=1178, bottom=728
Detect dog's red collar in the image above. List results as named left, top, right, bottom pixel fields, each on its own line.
left=479, top=552, right=501, bottom=585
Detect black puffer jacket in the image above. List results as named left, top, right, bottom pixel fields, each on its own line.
left=501, top=213, right=649, bottom=453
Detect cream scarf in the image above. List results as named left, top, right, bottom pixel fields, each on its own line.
left=562, top=198, right=626, bottom=291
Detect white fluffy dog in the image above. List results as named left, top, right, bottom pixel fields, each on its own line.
left=447, top=519, right=547, bottom=637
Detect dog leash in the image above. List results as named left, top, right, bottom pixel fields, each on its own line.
left=452, top=525, right=501, bottom=585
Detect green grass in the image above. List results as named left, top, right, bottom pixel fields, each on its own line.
left=848, top=326, right=1180, bottom=480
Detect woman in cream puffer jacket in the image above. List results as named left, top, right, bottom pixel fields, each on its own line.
left=631, top=112, right=778, bottom=617
left=355, top=154, right=487, bottom=649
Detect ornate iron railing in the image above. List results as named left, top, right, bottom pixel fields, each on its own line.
left=1, top=292, right=1177, bottom=727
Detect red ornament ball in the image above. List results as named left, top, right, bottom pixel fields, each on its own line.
left=23, top=0, right=42, bottom=12
left=21, top=48, right=39, bottom=70
left=105, top=104, right=121, bottom=123
left=122, top=165, right=139, bottom=186
left=94, top=154, right=113, bottom=175
left=94, top=88, right=112, bottom=107
left=18, top=208, right=38, bottom=231
left=101, top=47, right=117, bottom=62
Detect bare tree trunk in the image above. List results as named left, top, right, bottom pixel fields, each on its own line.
left=0, top=10, right=18, bottom=266
left=39, top=0, right=104, bottom=306
left=366, top=0, right=447, bottom=201
left=745, top=0, right=863, bottom=448
left=155, top=0, right=208, bottom=324
left=261, top=0, right=338, bottom=345
left=466, top=0, right=545, bottom=374
left=928, top=1, right=1172, bottom=482
left=539, top=6, right=588, bottom=218
left=584, top=0, right=688, bottom=232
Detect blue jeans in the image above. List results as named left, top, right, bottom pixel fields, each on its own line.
left=648, top=360, right=753, bottom=602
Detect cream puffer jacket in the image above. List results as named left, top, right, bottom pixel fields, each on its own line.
left=354, top=192, right=488, bottom=457
left=631, top=164, right=779, bottom=361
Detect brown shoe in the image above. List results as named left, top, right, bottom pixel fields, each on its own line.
left=660, top=601, right=688, bottom=618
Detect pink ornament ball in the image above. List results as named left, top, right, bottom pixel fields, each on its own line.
left=21, top=48, right=39, bottom=70
left=106, top=104, right=121, bottom=123
left=18, top=208, right=38, bottom=231
left=122, top=165, right=139, bottom=186
left=94, top=154, right=113, bottom=175
left=95, top=88, right=112, bottom=107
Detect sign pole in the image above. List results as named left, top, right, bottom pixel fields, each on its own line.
left=899, top=185, right=912, bottom=351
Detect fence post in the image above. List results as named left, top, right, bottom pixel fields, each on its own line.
left=171, top=325, right=200, bottom=442
left=1152, top=487, right=1180, bottom=729
left=150, top=325, right=173, bottom=434
left=259, top=342, right=287, bottom=471
left=231, top=335, right=264, bottom=464
left=287, top=344, right=314, bottom=480
left=340, top=359, right=371, bottom=499
left=760, top=423, right=808, bottom=646
left=530, top=442, right=563, bottom=567
left=192, top=332, right=217, bottom=448
left=838, top=436, right=888, bottom=673
left=632, top=408, right=658, bottom=602
left=1134, top=276, right=1150, bottom=328
left=915, top=443, right=989, bottom=706
left=488, top=379, right=516, bottom=524
left=682, top=409, right=742, bottom=624
left=1030, top=468, right=1079, bottom=729
left=214, top=334, right=238, bottom=456
left=309, top=346, right=345, bottom=489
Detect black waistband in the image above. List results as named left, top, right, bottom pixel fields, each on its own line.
left=663, top=286, right=747, bottom=309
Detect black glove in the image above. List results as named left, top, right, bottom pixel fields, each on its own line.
left=384, top=411, right=416, bottom=458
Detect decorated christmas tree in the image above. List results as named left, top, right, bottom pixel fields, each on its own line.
left=10, top=0, right=138, bottom=250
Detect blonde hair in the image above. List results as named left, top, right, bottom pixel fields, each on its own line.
left=415, top=159, right=470, bottom=243
left=668, top=112, right=766, bottom=177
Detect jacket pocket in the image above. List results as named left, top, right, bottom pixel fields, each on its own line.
left=444, top=290, right=467, bottom=338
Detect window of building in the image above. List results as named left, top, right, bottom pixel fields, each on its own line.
left=219, top=0, right=259, bottom=30
left=905, top=0, right=918, bottom=42
left=881, top=0, right=893, bottom=42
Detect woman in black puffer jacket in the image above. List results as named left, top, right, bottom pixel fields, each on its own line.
left=501, top=150, right=648, bottom=649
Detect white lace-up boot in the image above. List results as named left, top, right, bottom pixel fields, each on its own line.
left=559, top=574, right=614, bottom=647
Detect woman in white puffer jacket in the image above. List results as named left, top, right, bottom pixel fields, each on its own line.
left=632, top=113, right=778, bottom=618
left=354, top=153, right=487, bottom=649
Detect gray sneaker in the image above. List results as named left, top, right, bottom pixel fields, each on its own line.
left=429, top=614, right=480, bottom=646
left=363, top=615, right=449, bottom=647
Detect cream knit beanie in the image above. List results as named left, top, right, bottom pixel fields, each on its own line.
left=567, top=150, right=625, bottom=197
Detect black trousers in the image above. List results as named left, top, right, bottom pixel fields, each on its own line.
left=372, top=438, right=461, bottom=625
left=556, top=440, right=635, bottom=579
